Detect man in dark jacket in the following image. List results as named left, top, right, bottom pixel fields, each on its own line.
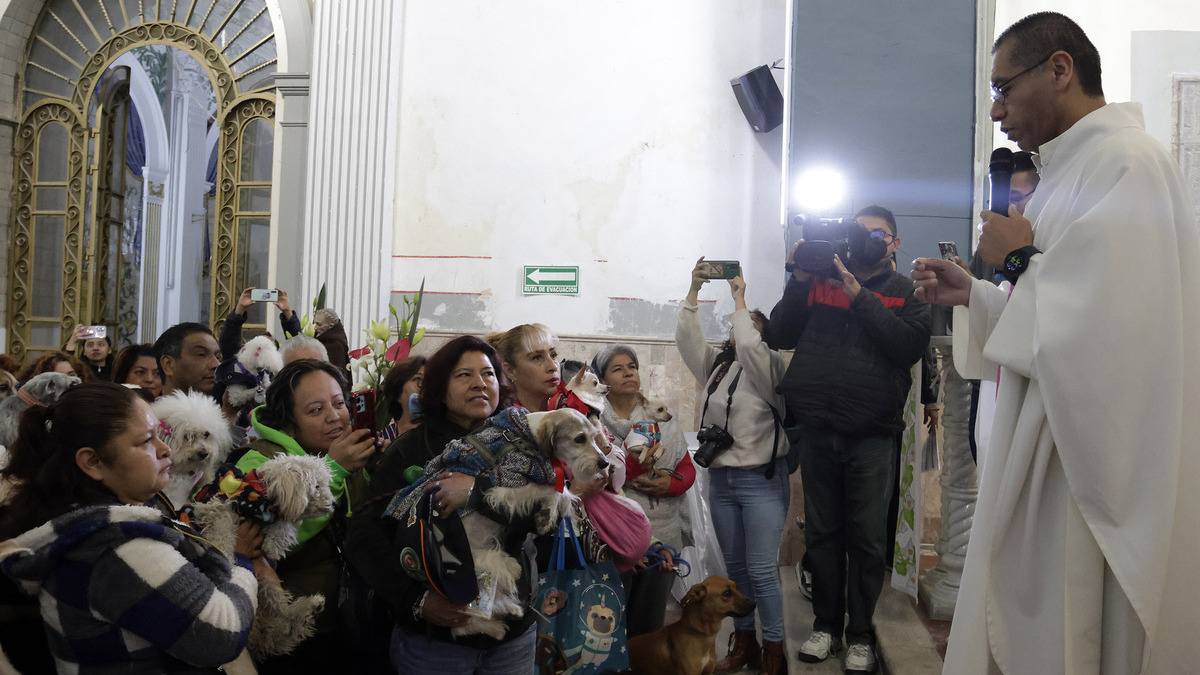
left=765, top=205, right=930, bottom=672
left=218, top=287, right=303, bottom=358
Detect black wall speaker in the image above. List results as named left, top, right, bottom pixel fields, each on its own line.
left=730, top=65, right=783, bottom=133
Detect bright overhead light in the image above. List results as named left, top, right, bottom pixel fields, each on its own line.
left=793, top=166, right=847, bottom=214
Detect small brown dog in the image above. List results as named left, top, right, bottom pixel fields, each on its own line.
left=628, top=576, right=756, bottom=675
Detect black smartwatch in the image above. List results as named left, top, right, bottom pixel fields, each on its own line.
left=1002, top=245, right=1041, bottom=284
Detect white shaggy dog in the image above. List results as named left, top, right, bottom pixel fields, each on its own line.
left=153, top=391, right=236, bottom=508
left=457, top=409, right=612, bottom=640
left=188, top=453, right=335, bottom=562
left=0, top=372, right=80, bottom=449
left=184, top=453, right=335, bottom=659
left=225, top=335, right=284, bottom=409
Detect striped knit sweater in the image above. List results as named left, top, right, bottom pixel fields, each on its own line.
left=0, top=504, right=257, bottom=674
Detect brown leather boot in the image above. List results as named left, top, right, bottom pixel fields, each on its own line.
left=716, top=629, right=761, bottom=673
left=760, top=639, right=787, bottom=675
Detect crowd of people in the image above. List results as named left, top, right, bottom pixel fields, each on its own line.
left=0, top=10, right=1195, bottom=675
left=0, top=261, right=815, bottom=675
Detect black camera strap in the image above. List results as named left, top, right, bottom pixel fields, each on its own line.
left=700, top=365, right=742, bottom=432
left=763, top=402, right=785, bottom=479
left=700, top=363, right=786, bottom=480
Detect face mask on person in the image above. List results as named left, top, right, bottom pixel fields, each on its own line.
left=847, top=224, right=889, bottom=268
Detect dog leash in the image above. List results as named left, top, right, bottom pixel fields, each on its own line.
left=645, top=543, right=691, bottom=578
left=16, top=388, right=44, bottom=408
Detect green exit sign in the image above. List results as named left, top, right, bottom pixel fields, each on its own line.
left=523, top=266, right=579, bottom=295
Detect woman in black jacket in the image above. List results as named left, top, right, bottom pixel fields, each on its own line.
left=345, top=335, right=540, bottom=674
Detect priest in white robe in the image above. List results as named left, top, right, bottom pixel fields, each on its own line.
left=913, top=12, right=1200, bottom=674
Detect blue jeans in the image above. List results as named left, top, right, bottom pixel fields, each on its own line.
left=390, top=624, right=536, bottom=675
left=708, top=459, right=790, bottom=642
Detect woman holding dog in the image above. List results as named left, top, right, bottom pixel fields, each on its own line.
left=486, top=322, right=561, bottom=412
left=491, top=325, right=627, bottom=564
left=676, top=262, right=790, bottom=675
left=234, top=358, right=379, bottom=674
left=594, top=344, right=696, bottom=637
left=347, top=335, right=541, bottom=674
left=0, top=382, right=270, bottom=674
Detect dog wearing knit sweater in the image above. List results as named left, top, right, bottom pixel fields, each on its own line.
left=184, top=454, right=334, bottom=659
left=386, top=407, right=610, bottom=640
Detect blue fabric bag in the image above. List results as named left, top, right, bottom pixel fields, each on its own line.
left=533, top=519, right=629, bottom=674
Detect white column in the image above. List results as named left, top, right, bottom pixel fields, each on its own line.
left=301, top=0, right=403, bottom=343
left=140, top=171, right=166, bottom=342
left=269, top=72, right=310, bottom=337
left=918, top=344, right=979, bottom=620
left=159, top=91, right=190, bottom=332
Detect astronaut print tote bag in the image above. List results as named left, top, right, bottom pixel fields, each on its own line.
left=533, top=519, right=629, bottom=674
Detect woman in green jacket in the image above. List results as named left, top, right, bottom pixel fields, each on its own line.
left=234, top=358, right=378, bottom=674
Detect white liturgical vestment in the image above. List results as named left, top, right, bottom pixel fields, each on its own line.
left=945, top=103, right=1200, bottom=674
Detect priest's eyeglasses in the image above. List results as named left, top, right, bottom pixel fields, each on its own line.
left=990, top=53, right=1054, bottom=104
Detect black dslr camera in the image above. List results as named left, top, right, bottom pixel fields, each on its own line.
left=787, top=216, right=888, bottom=279
left=694, top=424, right=735, bottom=468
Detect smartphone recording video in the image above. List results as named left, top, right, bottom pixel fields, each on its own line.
left=696, top=260, right=742, bottom=280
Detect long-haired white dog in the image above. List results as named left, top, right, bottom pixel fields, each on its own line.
left=457, top=409, right=612, bottom=640
left=153, top=391, right=236, bottom=508
left=226, top=335, right=284, bottom=409
left=186, top=454, right=335, bottom=659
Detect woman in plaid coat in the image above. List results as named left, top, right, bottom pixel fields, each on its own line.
left=0, top=382, right=270, bottom=674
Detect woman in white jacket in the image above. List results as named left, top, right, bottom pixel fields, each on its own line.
left=676, top=261, right=789, bottom=675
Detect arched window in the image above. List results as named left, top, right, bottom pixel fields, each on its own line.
left=8, top=0, right=278, bottom=358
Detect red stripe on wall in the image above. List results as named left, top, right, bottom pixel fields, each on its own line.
left=392, top=255, right=494, bottom=260
left=391, top=290, right=484, bottom=296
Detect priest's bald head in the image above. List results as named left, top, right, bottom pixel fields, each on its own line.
left=989, top=12, right=1106, bottom=151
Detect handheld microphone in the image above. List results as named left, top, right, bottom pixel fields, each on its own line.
left=988, top=148, right=1014, bottom=216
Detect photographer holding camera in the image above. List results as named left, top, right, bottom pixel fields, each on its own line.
left=765, top=205, right=930, bottom=672
left=675, top=260, right=789, bottom=675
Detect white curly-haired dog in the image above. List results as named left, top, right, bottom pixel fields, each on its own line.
left=0, top=372, right=80, bottom=449
left=153, top=391, right=236, bottom=508
left=186, top=453, right=335, bottom=659
left=226, top=335, right=284, bottom=409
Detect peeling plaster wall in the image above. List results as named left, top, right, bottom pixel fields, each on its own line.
left=390, top=0, right=788, bottom=341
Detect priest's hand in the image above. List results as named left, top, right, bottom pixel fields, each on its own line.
left=978, top=206, right=1033, bottom=267
left=912, top=258, right=972, bottom=306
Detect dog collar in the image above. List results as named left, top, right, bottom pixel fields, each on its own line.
left=552, top=458, right=567, bottom=494
left=16, top=388, right=43, bottom=408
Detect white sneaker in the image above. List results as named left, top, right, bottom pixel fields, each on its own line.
left=844, top=642, right=878, bottom=672
left=797, top=630, right=841, bottom=663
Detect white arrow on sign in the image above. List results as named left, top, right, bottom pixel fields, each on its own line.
left=526, top=269, right=576, bottom=284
